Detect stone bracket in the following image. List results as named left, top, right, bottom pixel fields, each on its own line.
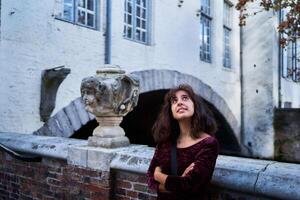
left=40, top=66, right=71, bottom=122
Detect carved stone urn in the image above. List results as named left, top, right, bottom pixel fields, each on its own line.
left=80, top=65, right=139, bottom=148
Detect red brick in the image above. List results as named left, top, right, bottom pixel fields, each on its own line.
left=46, top=178, right=61, bottom=186
left=116, top=188, right=126, bottom=195
left=126, top=190, right=138, bottom=198
left=114, top=195, right=130, bottom=200
left=116, top=180, right=132, bottom=189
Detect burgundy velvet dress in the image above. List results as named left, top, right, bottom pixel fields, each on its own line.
left=147, top=136, right=219, bottom=200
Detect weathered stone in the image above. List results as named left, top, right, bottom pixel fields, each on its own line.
left=55, top=110, right=74, bottom=138
left=67, top=145, right=88, bottom=167
left=256, top=162, right=300, bottom=200
left=88, top=136, right=129, bottom=148
left=40, top=66, right=71, bottom=122
left=274, top=108, right=300, bottom=163
left=64, top=102, right=82, bottom=132
left=80, top=65, right=140, bottom=148
left=87, top=147, right=117, bottom=171
left=73, top=97, right=90, bottom=125
left=47, top=116, right=64, bottom=137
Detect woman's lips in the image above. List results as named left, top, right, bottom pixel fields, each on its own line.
left=177, top=107, right=187, bottom=113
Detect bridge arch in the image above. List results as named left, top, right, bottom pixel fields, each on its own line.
left=35, top=69, right=241, bottom=155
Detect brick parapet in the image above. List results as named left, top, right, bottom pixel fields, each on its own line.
left=1, top=133, right=300, bottom=199
left=0, top=151, right=111, bottom=200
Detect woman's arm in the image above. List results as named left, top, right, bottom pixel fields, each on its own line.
left=164, top=138, right=219, bottom=193
left=154, top=163, right=194, bottom=192
left=146, top=146, right=160, bottom=190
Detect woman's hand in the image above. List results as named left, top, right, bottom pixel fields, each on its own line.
left=154, top=166, right=168, bottom=186
left=181, top=162, right=195, bottom=177
left=154, top=166, right=162, bottom=181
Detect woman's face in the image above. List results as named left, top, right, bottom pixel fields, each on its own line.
left=170, top=90, right=195, bottom=121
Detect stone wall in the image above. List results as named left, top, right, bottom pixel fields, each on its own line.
left=1, top=133, right=300, bottom=200
left=274, top=108, right=300, bottom=163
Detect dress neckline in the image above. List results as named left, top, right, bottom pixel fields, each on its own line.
left=176, top=136, right=213, bottom=150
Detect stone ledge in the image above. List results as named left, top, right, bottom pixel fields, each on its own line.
left=0, top=132, right=300, bottom=199
left=0, top=132, right=87, bottom=159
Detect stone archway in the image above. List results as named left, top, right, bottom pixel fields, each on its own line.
left=131, top=70, right=240, bottom=139
left=34, top=69, right=240, bottom=154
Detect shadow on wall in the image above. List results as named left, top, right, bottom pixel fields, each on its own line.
left=72, top=90, right=241, bottom=156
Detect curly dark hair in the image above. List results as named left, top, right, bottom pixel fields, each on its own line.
left=152, top=84, right=217, bottom=144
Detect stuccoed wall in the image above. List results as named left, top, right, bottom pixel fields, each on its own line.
left=0, top=0, right=242, bottom=136
left=0, top=0, right=105, bottom=134
left=281, top=80, right=300, bottom=108
left=110, top=0, right=242, bottom=128
left=241, top=5, right=276, bottom=158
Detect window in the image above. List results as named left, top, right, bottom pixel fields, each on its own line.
left=123, top=0, right=150, bottom=44
left=223, top=1, right=232, bottom=68
left=200, top=0, right=212, bottom=62
left=281, top=40, right=300, bottom=82
left=59, top=0, right=97, bottom=29
left=280, top=9, right=300, bottom=82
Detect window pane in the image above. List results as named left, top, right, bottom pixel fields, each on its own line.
left=77, top=0, right=85, bottom=8
left=128, top=2, right=132, bottom=13
left=142, top=32, right=146, bottom=42
left=200, top=16, right=211, bottom=62
left=77, top=9, right=86, bottom=25
left=87, top=0, right=94, bottom=11
left=136, top=18, right=141, bottom=27
left=128, top=15, right=132, bottom=24
left=142, top=20, right=146, bottom=29
left=137, top=6, right=141, bottom=17
left=87, top=13, right=94, bottom=27
left=136, top=29, right=141, bottom=40
left=142, top=8, right=146, bottom=19
left=142, top=0, right=146, bottom=8
left=127, top=27, right=132, bottom=38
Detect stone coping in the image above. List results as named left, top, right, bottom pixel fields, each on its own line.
left=0, top=132, right=87, bottom=159
left=1, top=133, right=300, bottom=199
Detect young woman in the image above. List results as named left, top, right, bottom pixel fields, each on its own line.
left=147, top=84, right=219, bottom=200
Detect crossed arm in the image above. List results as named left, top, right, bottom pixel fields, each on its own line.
left=147, top=140, right=219, bottom=193
left=154, top=163, right=195, bottom=192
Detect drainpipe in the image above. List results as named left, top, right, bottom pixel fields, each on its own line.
left=278, top=10, right=282, bottom=108
left=105, top=0, right=112, bottom=64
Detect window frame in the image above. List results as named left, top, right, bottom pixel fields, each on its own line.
left=56, top=0, right=98, bottom=30
left=200, top=0, right=212, bottom=63
left=280, top=9, right=300, bottom=83
left=123, top=0, right=151, bottom=45
left=223, top=1, right=233, bottom=68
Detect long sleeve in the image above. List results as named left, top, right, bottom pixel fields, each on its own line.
left=147, top=145, right=160, bottom=190
left=164, top=138, right=219, bottom=193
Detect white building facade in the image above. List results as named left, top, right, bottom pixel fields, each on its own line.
left=0, top=0, right=298, bottom=159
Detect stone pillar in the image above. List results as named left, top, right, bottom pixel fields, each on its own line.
left=80, top=65, right=139, bottom=148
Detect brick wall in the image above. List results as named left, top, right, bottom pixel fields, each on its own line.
left=112, top=170, right=156, bottom=200
left=0, top=150, right=272, bottom=200
left=0, top=151, right=110, bottom=200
